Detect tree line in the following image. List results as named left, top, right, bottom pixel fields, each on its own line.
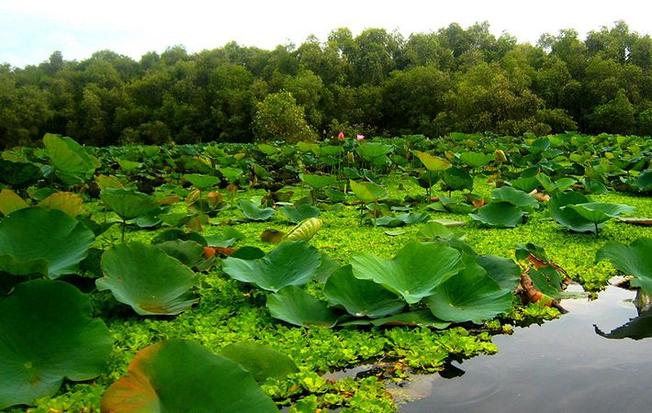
left=1, top=21, right=652, bottom=148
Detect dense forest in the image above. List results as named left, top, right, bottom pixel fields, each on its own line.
left=1, top=21, right=652, bottom=148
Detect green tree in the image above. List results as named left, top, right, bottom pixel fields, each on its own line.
left=253, top=91, right=317, bottom=142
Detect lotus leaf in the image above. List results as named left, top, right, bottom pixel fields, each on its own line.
left=0, top=189, right=28, bottom=216
left=427, top=255, right=513, bottom=323
left=101, top=339, right=278, bottom=413
left=549, top=191, right=596, bottom=233
left=374, top=212, right=430, bottom=227
left=238, top=199, right=275, bottom=221
left=529, top=266, right=565, bottom=297
left=267, top=286, right=338, bottom=327
left=351, top=241, right=463, bottom=304
left=0, top=280, right=112, bottom=410
left=459, top=151, right=493, bottom=168
left=324, top=265, right=405, bottom=318
left=39, top=192, right=85, bottom=217
left=183, top=173, right=220, bottom=189
left=442, top=167, right=473, bottom=192
left=154, top=240, right=205, bottom=267
left=349, top=180, right=388, bottom=203
left=491, top=186, right=539, bottom=211
left=98, top=243, right=199, bottom=315
left=476, top=255, right=521, bottom=291
left=218, top=167, right=244, bottom=183
left=0, top=160, right=41, bottom=186
left=0, top=207, right=94, bottom=277
left=299, top=174, right=337, bottom=189
left=469, top=202, right=525, bottom=228
left=356, top=142, right=393, bottom=163
left=564, top=202, right=634, bottom=224
left=279, top=203, right=321, bottom=224
left=370, top=311, right=450, bottom=328
left=100, top=188, right=160, bottom=220
left=285, top=217, right=323, bottom=241
left=222, top=241, right=321, bottom=292
left=596, top=238, right=652, bottom=294
left=43, top=133, right=99, bottom=185
left=220, top=342, right=299, bottom=382
left=414, top=151, right=451, bottom=171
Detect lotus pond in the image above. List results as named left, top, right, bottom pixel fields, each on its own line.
left=1, top=132, right=651, bottom=412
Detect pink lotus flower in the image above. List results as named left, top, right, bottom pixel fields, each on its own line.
left=356, top=134, right=365, bottom=141
left=337, top=131, right=345, bottom=140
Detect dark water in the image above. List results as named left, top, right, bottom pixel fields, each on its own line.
left=399, top=284, right=652, bottom=413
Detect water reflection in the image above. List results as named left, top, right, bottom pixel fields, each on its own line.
left=400, top=284, right=652, bottom=413
left=596, top=290, right=652, bottom=340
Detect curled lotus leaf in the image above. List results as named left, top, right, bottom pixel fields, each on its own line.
left=101, top=339, right=278, bottom=413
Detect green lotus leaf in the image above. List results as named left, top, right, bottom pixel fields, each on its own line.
left=427, top=255, right=513, bottom=323
left=529, top=266, right=565, bottom=298
left=101, top=339, right=278, bottom=413
left=285, top=217, right=323, bottom=242
left=549, top=191, right=595, bottom=233
left=279, top=203, right=321, bottom=224
left=413, top=151, right=451, bottom=171
left=43, top=133, right=99, bottom=185
left=218, top=167, right=244, bottom=184
left=220, top=342, right=299, bottom=383
left=222, top=241, right=321, bottom=292
left=0, top=160, right=41, bottom=186
left=459, top=151, right=493, bottom=168
left=154, top=240, right=205, bottom=267
left=374, top=212, right=430, bottom=228
left=469, top=202, right=525, bottom=228
left=100, top=188, right=161, bottom=221
left=349, top=180, right=388, bottom=203
left=324, top=265, right=405, bottom=318
left=238, top=199, right=275, bottom=221
left=0, top=189, right=28, bottom=216
left=442, top=167, right=473, bottom=192
left=98, top=243, right=199, bottom=315
left=351, top=241, right=464, bottom=304
left=0, top=207, right=95, bottom=278
left=491, top=186, right=539, bottom=211
left=299, top=173, right=337, bottom=189
left=564, top=202, right=634, bottom=224
left=356, top=143, right=393, bottom=162
left=476, top=254, right=521, bottom=291
left=596, top=238, right=652, bottom=294
left=267, top=286, right=338, bottom=327
left=632, top=170, right=652, bottom=192
left=183, top=173, right=220, bottom=189
left=0, top=280, right=112, bottom=410
left=116, top=159, right=142, bottom=172
left=370, top=310, right=450, bottom=328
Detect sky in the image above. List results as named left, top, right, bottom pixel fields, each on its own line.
left=1, top=0, right=652, bottom=67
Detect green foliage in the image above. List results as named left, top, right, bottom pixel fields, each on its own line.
left=238, top=199, right=276, bottom=221
left=469, top=202, right=525, bottom=228
left=267, top=286, right=338, bottom=327
left=0, top=280, right=112, bottom=410
left=219, top=342, right=299, bottom=383
left=0, top=207, right=95, bottom=278
left=98, top=243, right=199, bottom=315
left=596, top=238, right=652, bottom=294
left=43, top=133, right=99, bottom=185
left=101, top=339, right=278, bottom=412
left=253, top=92, right=317, bottom=143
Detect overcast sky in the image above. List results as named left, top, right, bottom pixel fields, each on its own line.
left=1, top=0, right=651, bottom=67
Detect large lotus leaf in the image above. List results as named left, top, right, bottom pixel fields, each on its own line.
left=101, top=339, right=278, bottom=413
left=267, top=286, right=338, bottom=327
left=596, top=239, right=652, bottom=294
left=564, top=202, right=634, bottom=224
left=349, top=180, right=388, bottom=203
left=0, top=280, right=112, bottom=410
left=459, top=151, right=493, bottom=169
left=374, top=212, right=430, bottom=228
left=100, top=188, right=160, bottom=221
left=238, top=199, right=275, bottom=221
left=222, top=241, right=321, bottom=292
left=370, top=311, right=450, bottom=329
left=633, top=170, right=652, bottom=192
left=356, top=142, right=393, bottom=162
left=469, top=202, right=525, bottom=228
left=279, top=203, right=321, bottom=224
left=0, top=189, right=28, bottom=216
left=39, top=192, right=85, bottom=217
left=427, top=255, right=513, bottom=323
left=0, top=207, right=95, bottom=277
left=0, top=160, right=41, bottom=186
left=442, top=167, right=473, bottom=192
left=351, top=241, right=463, bottom=304
left=154, top=240, right=205, bottom=267
left=98, top=243, right=199, bottom=315
left=183, top=173, right=220, bottom=189
left=476, top=254, right=521, bottom=291
left=299, top=173, right=337, bottom=189
left=324, top=265, right=405, bottom=318
left=549, top=191, right=595, bottom=233
left=220, top=342, right=299, bottom=383
left=218, top=167, right=244, bottom=183
left=43, top=133, right=99, bottom=185
left=491, top=186, right=539, bottom=211
left=413, top=151, right=451, bottom=171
